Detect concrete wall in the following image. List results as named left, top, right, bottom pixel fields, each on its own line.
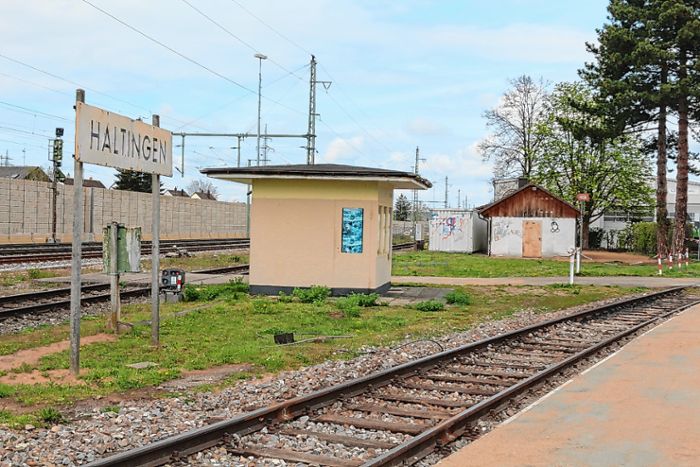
left=0, top=178, right=246, bottom=243
left=392, top=220, right=429, bottom=240
left=490, top=216, right=575, bottom=257
left=249, top=179, right=393, bottom=293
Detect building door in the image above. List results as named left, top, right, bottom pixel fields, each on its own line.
left=522, top=220, right=542, bottom=258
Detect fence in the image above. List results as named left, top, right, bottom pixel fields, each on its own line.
left=0, top=178, right=247, bottom=243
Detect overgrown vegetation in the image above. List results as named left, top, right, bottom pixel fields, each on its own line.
left=336, top=293, right=380, bottom=318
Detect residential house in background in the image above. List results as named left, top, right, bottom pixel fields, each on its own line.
left=191, top=190, right=217, bottom=200
left=64, top=177, right=106, bottom=189
left=164, top=188, right=189, bottom=197
left=0, top=166, right=50, bottom=182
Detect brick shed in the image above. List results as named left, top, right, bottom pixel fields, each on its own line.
left=479, top=184, right=579, bottom=258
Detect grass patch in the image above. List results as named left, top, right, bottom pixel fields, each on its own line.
left=0, top=269, right=61, bottom=288
left=392, top=251, right=700, bottom=278
left=0, top=284, right=634, bottom=409
left=141, top=253, right=248, bottom=272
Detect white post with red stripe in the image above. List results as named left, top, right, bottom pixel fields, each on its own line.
left=658, top=254, right=663, bottom=275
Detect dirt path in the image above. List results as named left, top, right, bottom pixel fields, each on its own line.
left=0, top=333, right=116, bottom=372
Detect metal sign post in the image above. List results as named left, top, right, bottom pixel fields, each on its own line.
left=151, top=114, right=161, bottom=346
left=109, top=221, right=120, bottom=331
left=70, top=92, right=172, bottom=373
left=575, top=193, right=589, bottom=275
left=69, top=89, right=85, bottom=375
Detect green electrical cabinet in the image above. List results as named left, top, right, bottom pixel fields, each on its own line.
left=103, top=224, right=142, bottom=273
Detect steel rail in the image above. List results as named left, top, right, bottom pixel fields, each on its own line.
left=85, top=286, right=689, bottom=467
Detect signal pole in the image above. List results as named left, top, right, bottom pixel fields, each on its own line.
left=50, top=128, right=64, bottom=243
left=412, top=146, right=426, bottom=241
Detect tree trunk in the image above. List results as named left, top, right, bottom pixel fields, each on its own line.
left=673, top=64, right=689, bottom=256
left=656, top=64, right=669, bottom=258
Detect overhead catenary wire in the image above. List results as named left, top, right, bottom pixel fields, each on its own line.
left=226, top=0, right=399, bottom=156
left=0, top=100, right=70, bottom=121
left=178, top=0, right=305, bottom=81
left=79, top=0, right=305, bottom=118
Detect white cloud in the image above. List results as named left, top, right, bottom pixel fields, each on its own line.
left=320, top=135, right=365, bottom=163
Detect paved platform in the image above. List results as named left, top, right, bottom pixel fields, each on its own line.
left=437, top=304, right=700, bottom=467
left=393, top=275, right=700, bottom=288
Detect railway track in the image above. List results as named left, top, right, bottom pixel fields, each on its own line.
left=0, top=238, right=251, bottom=265
left=0, top=240, right=414, bottom=266
left=85, top=287, right=699, bottom=467
left=0, top=264, right=250, bottom=321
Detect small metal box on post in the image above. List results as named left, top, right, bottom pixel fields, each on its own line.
left=102, top=223, right=141, bottom=332
left=161, top=269, right=186, bottom=303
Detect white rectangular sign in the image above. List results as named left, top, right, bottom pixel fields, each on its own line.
left=75, top=102, right=173, bottom=176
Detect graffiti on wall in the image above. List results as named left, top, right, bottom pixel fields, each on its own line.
left=341, top=207, right=364, bottom=253
left=435, top=216, right=465, bottom=239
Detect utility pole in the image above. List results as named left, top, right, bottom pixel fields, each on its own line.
left=255, top=53, right=267, bottom=166
left=444, top=176, right=449, bottom=208
left=412, top=146, right=426, bottom=241
left=261, top=124, right=273, bottom=165
left=306, top=55, right=331, bottom=165
left=457, top=189, right=461, bottom=209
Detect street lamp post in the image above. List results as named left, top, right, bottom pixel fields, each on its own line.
left=254, top=53, right=267, bottom=166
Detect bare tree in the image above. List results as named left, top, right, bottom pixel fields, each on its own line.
left=187, top=179, right=219, bottom=199
left=479, top=75, right=550, bottom=178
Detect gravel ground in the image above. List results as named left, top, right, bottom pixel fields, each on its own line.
left=0, top=258, right=103, bottom=273
left=0, top=292, right=652, bottom=467
left=0, top=295, right=148, bottom=336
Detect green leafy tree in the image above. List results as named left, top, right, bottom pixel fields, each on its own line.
left=533, top=82, right=654, bottom=247
left=394, top=193, right=411, bottom=221
left=113, top=170, right=153, bottom=193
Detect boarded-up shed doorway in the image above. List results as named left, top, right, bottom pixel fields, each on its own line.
left=522, top=220, right=542, bottom=258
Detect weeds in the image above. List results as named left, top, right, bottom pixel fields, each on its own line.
left=183, top=278, right=249, bottom=302
left=415, top=300, right=445, bottom=312
left=292, top=285, right=331, bottom=304
left=38, top=407, right=65, bottom=424
left=445, top=290, right=471, bottom=305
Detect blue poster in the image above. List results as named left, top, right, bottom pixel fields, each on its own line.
left=341, top=208, right=364, bottom=253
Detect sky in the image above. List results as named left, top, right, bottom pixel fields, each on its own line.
left=1, top=0, right=623, bottom=206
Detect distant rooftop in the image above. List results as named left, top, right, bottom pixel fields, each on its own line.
left=201, top=163, right=432, bottom=190
left=0, top=166, right=49, bottom=181
left=64, top=177, right=106, bottom=189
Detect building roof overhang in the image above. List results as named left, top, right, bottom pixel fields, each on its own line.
left=201, top=163, right=432, bottom=190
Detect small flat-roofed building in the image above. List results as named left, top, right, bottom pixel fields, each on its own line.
left=202, top=163, right=431, bottom=295
left=479, top=184, right=579, bottom=258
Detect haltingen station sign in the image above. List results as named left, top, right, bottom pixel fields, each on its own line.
left=75, top=102, right=173, bottom=176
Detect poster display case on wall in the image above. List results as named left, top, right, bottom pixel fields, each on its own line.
left=341, top=207, right=364, bottom=253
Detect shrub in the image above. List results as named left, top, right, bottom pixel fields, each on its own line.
left=631, top=222, right=657, bottom=256
left=415, top=300, right=445, bottom=312
left=292, top=285, right=330, bottom=303
left=588, top=227, right=604, bottom=249
left=353, top=293, right=379, bottom=307
left=445, top=290, right=471, bottom=305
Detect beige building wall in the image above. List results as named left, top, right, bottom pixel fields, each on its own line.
left=249, top=179, right=393, bottom=293
left=0, top=178, right=246, bottom=243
